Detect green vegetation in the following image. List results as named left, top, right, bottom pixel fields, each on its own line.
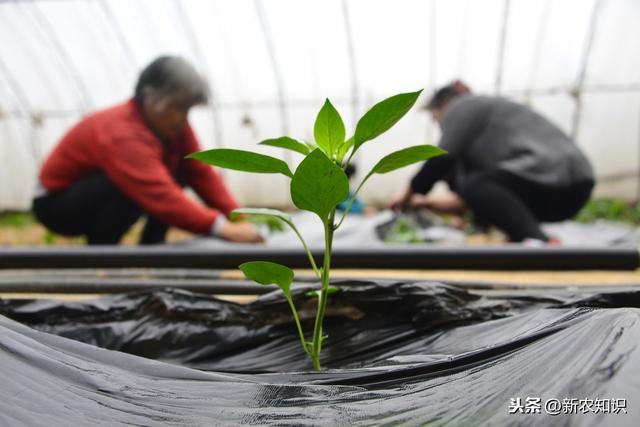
left=384, top=216, right=423, bottom=243
left=245, top=214, right=285, bottom=233
left=0, top=211, right=37, bottom=228
left=189, top=91, right=445, bottom=370
left=575, top=198, right=640, bottom=224
left=0, top=211, right=79, bottom=245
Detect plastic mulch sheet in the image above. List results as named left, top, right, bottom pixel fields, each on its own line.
left=183, top=210, right=639, bottom=249
left=1, top=281, right=639, bottom=425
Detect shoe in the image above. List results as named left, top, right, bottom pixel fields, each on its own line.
left=522, top=238, right=562, bottom=247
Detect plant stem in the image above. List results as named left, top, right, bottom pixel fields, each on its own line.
left=344, top=147, right=356, bottom=170
left=310, top=211, right=335, bottom=371
left=334, top=173, right=371, bottom=229
left=287, top=220, right=321, bottom=279
left=286, top=296, right=311, bottom=356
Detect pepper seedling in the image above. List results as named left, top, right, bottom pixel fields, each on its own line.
left=188, top=90, right=445, bottom=370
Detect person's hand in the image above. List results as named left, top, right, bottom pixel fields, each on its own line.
left=416, top=193, right=466, bottom=214
left=387, top=186, right=414, bottom=212
left=219, top=221, right=264, bottom=243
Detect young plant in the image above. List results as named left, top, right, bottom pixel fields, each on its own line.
left=188, top=91, right=445, bottom=370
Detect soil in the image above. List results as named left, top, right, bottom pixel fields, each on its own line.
left=0, top=220, right=193, bottom=246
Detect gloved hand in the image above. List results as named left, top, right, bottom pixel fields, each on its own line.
left=387, top=186, right=414, bottom=212
left=213, top=216, right=264, bottom=243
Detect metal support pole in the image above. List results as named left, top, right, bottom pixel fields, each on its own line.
left=525, top=0, right=551, bottom=104
left=0, top=56, right=40, bottom=163
left=173, top=0, right=225, bottom=149
left=254, top=0, right=289, bottom=136
left=427, top=0, right=437, bottom=145
left=342, top=0, right=359, bottom=128
left=571, top=0, right=605, bottom=139
left=23, top=0, right=93, bottom=111
left=637, top=106, right=640, bottom=203
left=456, top=0, right=470, bottom=77
left=254, top=0, right=291, bottom=202
left=97, top=0, right=139, bottom=70
left=494, top=0, right=511, bottom=95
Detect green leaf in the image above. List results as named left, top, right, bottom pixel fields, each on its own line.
left=247, top=216, right=284, bottom=232
left=314, top=99, right=346, bottom=157
left=369, top=145, right=447, bottom=175
left=187, top=149, right=293, bottom=178
left=353, top=90, right=423, bottom=151
left=337, top=136, right=355, bottom=163
left=230, top=207, right=293, bottom=224
left=231, top=207, right=293, bottom=235
left=259, top=137, right=310, bottom=156
left=291, top=150, right=349, bottom=220
left=232, top=208, right=321, bottom=277
left=239, top=261, right=294, bottom=296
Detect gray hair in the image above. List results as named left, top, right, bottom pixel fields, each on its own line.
left=134, top=56, right=209, bottom=107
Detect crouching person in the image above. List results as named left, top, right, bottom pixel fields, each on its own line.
left=390, top=80, right=594, bottom=243
left=33, top=56, right=262, bottom=245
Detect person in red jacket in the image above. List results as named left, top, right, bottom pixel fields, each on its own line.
left=33, top=56, right=263, bottom=245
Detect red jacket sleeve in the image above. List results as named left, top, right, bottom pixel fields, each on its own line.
left=100, top=134, right=219, bottom=234
left=181, top=127, right=240, bottom=216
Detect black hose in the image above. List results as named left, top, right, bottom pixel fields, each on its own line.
left=0, top=246, right=637, bottom=270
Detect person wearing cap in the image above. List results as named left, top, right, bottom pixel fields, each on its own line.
left=33, top=56, right=263, bottom=245
left=389, top=80, right=594, bottom=243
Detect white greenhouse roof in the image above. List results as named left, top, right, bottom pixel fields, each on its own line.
left=1, top=0, right=639, bottom=210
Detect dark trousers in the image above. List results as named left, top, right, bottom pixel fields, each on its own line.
left=455, top=170, right=593, bottom=242
left=33, top=173, right=170, bottom=245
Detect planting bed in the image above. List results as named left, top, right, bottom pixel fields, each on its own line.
left=1, top=279, right=639, bottom=425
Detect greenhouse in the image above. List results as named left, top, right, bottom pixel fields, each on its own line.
left=1, top=0, right=639, bottom=425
